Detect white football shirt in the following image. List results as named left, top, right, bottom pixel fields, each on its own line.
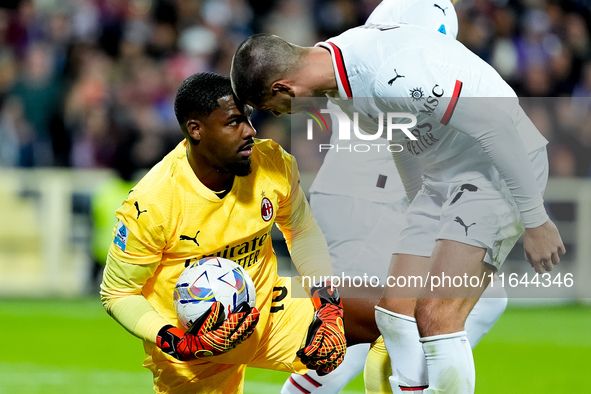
left=366, top=0, right=458, bottom=39
left=316, top=23, right=549, bottom=227
left=309, top=0, right=458, bottom=203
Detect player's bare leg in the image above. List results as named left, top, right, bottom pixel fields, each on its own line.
left=377, top=240, right=493, bottom=393
left=416, top=240, right=492, bottom=336
left=366, top=281, right=506, bottom=393
left=417, top=240, right=492, bottom=394
left=340, top=286, right=382, bottom=345
left=284, top=275, right=507, bottom=394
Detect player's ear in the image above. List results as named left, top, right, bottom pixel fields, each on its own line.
left=186, top=119, right=203, bottom=142
left=271, top=81, right=295, bottom=97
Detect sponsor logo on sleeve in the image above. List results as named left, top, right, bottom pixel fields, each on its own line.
left=114, top=220, right=129, bottom=251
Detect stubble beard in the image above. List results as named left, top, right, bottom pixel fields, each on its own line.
left=227, top=158, right=252, bottom=177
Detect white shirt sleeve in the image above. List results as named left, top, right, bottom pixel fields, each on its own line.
left=372, top=50, right=548, bottom=228
left=442, top=97, right=548, bottom=227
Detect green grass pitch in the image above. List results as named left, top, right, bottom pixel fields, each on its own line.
left=0, top=298, right=588, bottom=393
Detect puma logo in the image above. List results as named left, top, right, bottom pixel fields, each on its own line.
left=455, top=216, right=476, bottom=236
left=134, top=201, right=147, bottom=219
left=434, top=3, right=448, bottom=15
left=388, top=69, right=405, bottom=85
left=450, top=183, right=478, bottom=205
left=180, top=231, right=200, bottom=246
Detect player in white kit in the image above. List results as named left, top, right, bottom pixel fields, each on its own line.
left=231, top=6, right=565, bottom=393
left=280, top=1, right=507, bottom=393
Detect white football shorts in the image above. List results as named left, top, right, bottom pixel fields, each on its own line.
left=310, top=193, right=408, bottom=281
left=394, top=146, right=548, bottom=269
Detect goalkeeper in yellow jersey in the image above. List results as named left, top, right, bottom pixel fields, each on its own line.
left=100, top=72, right=346, bottom=394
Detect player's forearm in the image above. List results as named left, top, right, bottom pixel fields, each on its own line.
left=103, top=294, right=169, bottom=343
left=278, top=190, right=333, bottom=280
left=479, top=126, right=547, bottom=227
left=100, top=254, right=170, bottom=343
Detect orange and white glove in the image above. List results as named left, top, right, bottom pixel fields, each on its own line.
left=156, top=301, right=259, bottom=361
left=297, top=283, right=346, bottom=375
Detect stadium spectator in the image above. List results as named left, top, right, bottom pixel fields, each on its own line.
left=0, top=0, right=589, bottom=177
left=7, top=43, right=63, bottom=166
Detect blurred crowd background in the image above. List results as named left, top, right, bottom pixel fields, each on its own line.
left=0, top=0, right=590, bottom=177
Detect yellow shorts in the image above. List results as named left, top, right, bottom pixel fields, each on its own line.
left=143, top=276, right=314, bottom=394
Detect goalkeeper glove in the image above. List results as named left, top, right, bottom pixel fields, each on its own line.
left=297, top=282, right=346, bottom=375
left=156, top=301, right=259, bottom=361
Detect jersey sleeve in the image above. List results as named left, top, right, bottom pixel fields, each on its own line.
left=100, top=253, right=170, bottom=343
left=442, top=97, right=548, bottom=227
left=108, top=192, right=167, bottom=265
left=274, top=151, right=334, bottom=282
left=373, top=52, right=548, bottom=228
left=373, top=47, right=459, bottom=117
left=100, top=181, right=174, bottom=343
left=372, top=49, right=444, bottom=202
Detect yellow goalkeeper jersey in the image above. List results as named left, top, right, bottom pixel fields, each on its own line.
left=109, top=138, right=302, bottom=327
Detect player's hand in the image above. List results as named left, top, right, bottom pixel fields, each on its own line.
left=523, top=219, right=566, bottom=274
left=297, top=283, right=346, bottom=376
left=156, top=301, right=260, bottom=361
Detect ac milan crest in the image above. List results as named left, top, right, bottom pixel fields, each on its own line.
left=261, top=197, right=273, bottom=222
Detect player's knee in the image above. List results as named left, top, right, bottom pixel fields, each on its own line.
left=376, top=296, right=416, bottom=318
left=415, top=298, right=466, bottom=335
left=415, top=298, right=439, bottom=333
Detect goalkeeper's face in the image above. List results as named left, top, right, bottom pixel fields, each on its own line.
left=198, top=95, right=256, bottom=177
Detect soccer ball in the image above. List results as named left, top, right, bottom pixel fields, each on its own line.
left=173, top=257, right=256, bottom=331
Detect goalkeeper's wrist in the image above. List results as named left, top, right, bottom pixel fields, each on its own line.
left=156, top=324, right=181, bottom=350
left=157, top=324, right=176, bottom=337
left=156, top=324, right=187, bottom=360
left=310, top=281, right=342, bottom=310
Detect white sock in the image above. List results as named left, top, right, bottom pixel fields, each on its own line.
left=375, top=306, right=428, bottom=393
left=420, top=331, right=474, bottom=394
left=280, top=343, right=370, bottom=394
left=283, top=283, right=505, bottom=394
left=465, top=282, right=508, bottom=347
